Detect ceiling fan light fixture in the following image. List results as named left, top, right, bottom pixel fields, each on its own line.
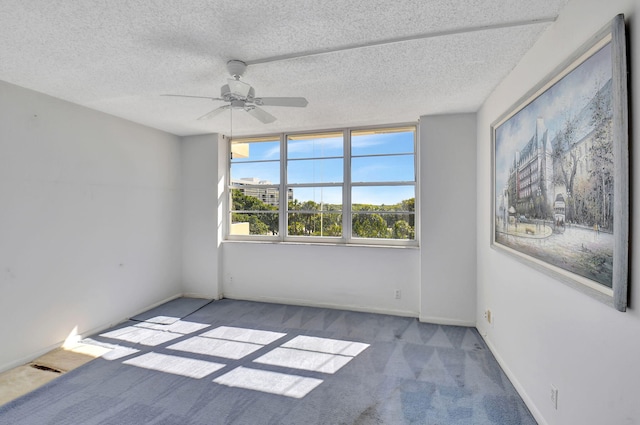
left=227, top=78, right=251, bottom=97
left=163, top=58, right=307, bottom=125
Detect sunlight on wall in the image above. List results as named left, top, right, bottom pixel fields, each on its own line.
left=62, top=326, right=80, bottom=348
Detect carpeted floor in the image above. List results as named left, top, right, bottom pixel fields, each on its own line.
left=0, top=299, right=537, bottom=424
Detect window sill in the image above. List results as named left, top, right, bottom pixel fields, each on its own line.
left=222, top=239, right=419, bottom=250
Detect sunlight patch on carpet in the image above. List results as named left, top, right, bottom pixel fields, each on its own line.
left=254, top=347, right=353, bottom=374
left=99, top=327, right=183, bottom=347
left=200, top=326, right=286, bottom=345
left=123, top=352, right=225, bottom=379
left=213, top=367, right=323, bottom=399
left=283, top=335, right=369, bottom=356
left=167, top=337, right=263, bottom=360
left=102, top=347, right=140, bottom=361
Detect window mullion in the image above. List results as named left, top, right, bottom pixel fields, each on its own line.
left=343, top=129, right=351, bottom=243
left=280, top=133, right=286, bottom=241
left=228, top=125, right=417, bottom=245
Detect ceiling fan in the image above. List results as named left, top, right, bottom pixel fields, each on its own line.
left=162, top=60, right=308, bottom=124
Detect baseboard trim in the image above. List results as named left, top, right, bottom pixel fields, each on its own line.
left=478, top=332, right=548, bottom=425
left=182, top=292, right=220, bottom=300
left=419, top=315, right=475, bottom=327
left=0, top=293, right=183, bottom=374
left=222, top=293, right=419, bottom=318
left=0, top=341, right=68, bottom=374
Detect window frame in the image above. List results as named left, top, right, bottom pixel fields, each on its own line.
left=226, top=124, right=419, bottom=247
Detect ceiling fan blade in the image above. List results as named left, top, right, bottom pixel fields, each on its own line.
left=246, top=106, right=276, bottom=124
left=227, top=79, right=251, bottom=97
left=162, top=94, right=223, bottom=101
left=254, top=97, right=308, bottom=107
left=197, top=105, right=229, bottom=121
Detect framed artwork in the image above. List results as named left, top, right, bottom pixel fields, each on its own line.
left=491, top=15, right=629, bottom=311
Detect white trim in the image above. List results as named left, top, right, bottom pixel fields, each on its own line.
left=182, top=292, right=221, bottom=300
left=0, top=340, right=70, bottom=374
left=419, top=315, right=476, bottom=327
left=0, top=293, right=185, bottom=374
left=222, top=293, right=419, bottom=318
left=221, top=239, right=419, bottom=250
left=478, top=332, right=548, bottom=425
left=227, top=123, right=418, bottom=246
left=343, top=128, right=352, bottom=241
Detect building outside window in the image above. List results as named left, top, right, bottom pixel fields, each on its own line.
left=228, top=125, right=417, bottom=246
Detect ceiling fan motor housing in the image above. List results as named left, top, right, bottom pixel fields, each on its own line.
left=163, top=58, right=306, bottom=123
left=226, top=60, right=247, bottom=78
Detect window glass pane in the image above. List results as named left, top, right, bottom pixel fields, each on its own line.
left=288, top=213, right=342, bottom=237
left=231, top=162, right=280, bottom=185
left=228, top=126, right=417, bottom=244
left=230, top=212, right=279, bottom=236
left=351, top=155, right=415, bottom=183
left=231, top=139, right=279, bottom=162
left=287, top=133, right=343, bottom=159
left=352, top=212, right=415, bottom=240
left=351, top=128, right=414, bottom=156
left=231, top=187, right=284, bottom=209
left=288, top=158, right=343, bottom=184
left=288, top=187, right=342, bottom=210
left=352, top=185, right=415, bottom=208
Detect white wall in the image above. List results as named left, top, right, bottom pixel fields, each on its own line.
left=181, top=133, right=225, bottom=298
left=219, top=115, right=480, bottom=321
left=476, top=1, right=640, bottom=424
left=218, top=126, right=424, bottom=316
left=420, top=114, right=477, bottom=326
left=223, top=241, right=420, bottom=316
left=0, top=80, right=183, bottom=372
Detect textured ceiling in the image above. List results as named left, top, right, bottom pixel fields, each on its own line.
left=0, top=0, right=569, bottom=137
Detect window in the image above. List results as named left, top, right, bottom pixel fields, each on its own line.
left=229, top=136, right=280, bottom=236
left=350, top=127, right=416, bottom=241
left=228, top=125, right=417, bottom=246
left=287, top=132, right=344, bottom=239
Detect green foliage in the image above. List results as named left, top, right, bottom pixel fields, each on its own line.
left=233, top=190, right=415, bottom=240
left=232, top=189, right=278, bottom=235
left=392, top=220, right=415, bottom=239
left=353, top=214, right=389, bottom=238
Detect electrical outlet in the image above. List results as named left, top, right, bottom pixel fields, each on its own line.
left=550, top=385, right=558, bottom=409
left=484, top=309, right=493, bottom=325
left=394, top=289, right=401, bottom=300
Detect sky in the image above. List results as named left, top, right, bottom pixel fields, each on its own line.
left=231, top=130, right=416, bottom=205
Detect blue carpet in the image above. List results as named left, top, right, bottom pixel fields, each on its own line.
left=0, top=299, right=537, bottom=424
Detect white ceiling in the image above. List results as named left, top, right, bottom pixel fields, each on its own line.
left=0, top=0, right=569, bottom=137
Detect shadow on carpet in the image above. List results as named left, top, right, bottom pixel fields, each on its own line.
left=0, top=299, right=537, bottom=425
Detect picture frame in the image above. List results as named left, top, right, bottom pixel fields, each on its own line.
left=491, top=14, right=629, bottom=311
